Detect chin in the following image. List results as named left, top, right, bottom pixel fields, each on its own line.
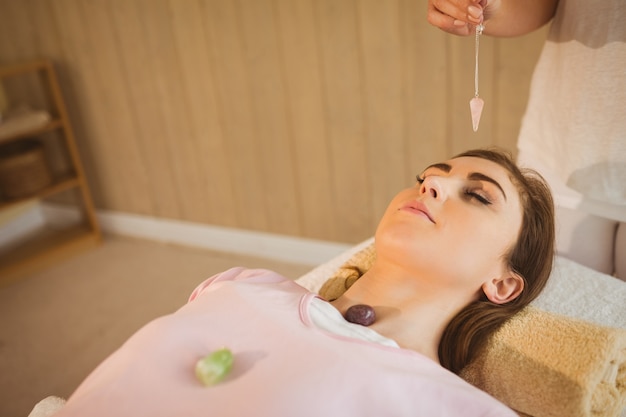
left=375, top=235, right=432, bottom=269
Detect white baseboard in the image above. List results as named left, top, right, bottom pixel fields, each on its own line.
left=0, top=202, right=45, bottom=249
left=37, top=204, right=352, bottom=266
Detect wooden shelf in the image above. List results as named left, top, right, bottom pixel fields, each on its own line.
left=0, top=118, right=64, bottom=145
left=0, top=59, right=49, bottom=78
left=0, top=59, right=101, bottom=283
left=0, top=223, right=100, bottom=287
left=0, top=174, right=80, bottom=210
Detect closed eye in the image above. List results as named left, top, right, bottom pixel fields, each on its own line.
left=464, top=189, right=492, bottom=205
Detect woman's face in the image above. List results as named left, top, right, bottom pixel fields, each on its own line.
left=375, top=156, right=524, bottom=294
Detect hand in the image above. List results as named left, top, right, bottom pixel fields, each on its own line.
left=427, top=0, right=501, bottom=36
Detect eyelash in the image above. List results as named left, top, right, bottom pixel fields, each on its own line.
left=465, top=190, right=492, bottom=205
left=415, top=175, right=492, bottom=205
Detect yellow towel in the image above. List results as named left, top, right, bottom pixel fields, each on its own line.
left=319, top=242, right=626, bottom=417
left=461, top=307, right=626, bottom=417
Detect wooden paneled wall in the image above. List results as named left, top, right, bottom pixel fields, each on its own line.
left=0, top=0, right=548, bottom=243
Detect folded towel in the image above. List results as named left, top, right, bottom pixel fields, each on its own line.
left=317, top=242, right=626, bottom=417
left=28, top=396, right=66, bottom=417
left=0, top=106, right=51, bottom=140
left=461, top=306, right=626, bottom=417
left=319, top=242, right=375, bottom=301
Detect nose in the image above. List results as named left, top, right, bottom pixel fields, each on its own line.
left=420, top=176, right=447, bottom=201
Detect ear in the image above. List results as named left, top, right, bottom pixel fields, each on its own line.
left=482, top=271, right=525, bottom=305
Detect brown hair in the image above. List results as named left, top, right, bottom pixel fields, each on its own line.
left=438, top=148, right=555, bottom=374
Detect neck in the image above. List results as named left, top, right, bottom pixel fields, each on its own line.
left=330, top=262, right=469, bottom=363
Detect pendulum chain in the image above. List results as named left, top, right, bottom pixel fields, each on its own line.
left=469, top=23, right=485, bottom=132
left=474, top=23, right=483, bottom=99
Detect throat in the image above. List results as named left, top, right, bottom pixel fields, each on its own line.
left=336, top=301, right=441, bottom=363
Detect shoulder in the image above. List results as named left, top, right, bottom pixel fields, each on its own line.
left=188, top=268, right=300, bottom=301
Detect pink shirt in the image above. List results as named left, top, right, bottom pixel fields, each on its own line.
left=56, top=267, right=516, bottom=417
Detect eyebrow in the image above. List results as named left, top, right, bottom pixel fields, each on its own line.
left=422, top=162, right=507, bottom=201
left=423, top=163, right=452, bottom=173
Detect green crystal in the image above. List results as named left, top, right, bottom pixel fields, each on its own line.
left=195, top=347, right=234, bottom=386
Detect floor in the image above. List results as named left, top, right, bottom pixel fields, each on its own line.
left=0, top=234, right=312, bottom=417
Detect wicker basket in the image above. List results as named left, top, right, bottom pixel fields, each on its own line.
left=0, top=139, right=52, bottom=199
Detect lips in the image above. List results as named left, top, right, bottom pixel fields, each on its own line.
left=400, top=201, right=435, bottom=223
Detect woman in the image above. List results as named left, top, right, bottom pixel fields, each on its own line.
left=427, top=0, right=626, bottom=278
left=55, top=149, right=554, bottom=417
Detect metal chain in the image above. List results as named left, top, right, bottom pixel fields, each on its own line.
left=474, top=24, right=484, bottom=98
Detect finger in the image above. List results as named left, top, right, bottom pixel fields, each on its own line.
left=429, top=0, right=466, bottom=22
left=427, top=14, right=473, bottom=36
left=447, top=23, right=473, bottom=36
left=430, top=0, right=484, bottom=26
left=427, top=3, right=473, bottom=36
left=452, top=20, right=473, bottom=35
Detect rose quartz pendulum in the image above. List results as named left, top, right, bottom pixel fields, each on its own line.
left=470, top=24, right=485, bottom=132
left=470, top=96, right=484, bottom=132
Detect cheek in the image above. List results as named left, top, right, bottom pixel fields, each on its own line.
left=374, top=204, right=429, bottom=263
left=445, top=220, right=512, bottom=267
left=376, top=190, right=414, bottom=229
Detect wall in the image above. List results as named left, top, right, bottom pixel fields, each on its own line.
left=0, top=0, right=548, bottom=243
